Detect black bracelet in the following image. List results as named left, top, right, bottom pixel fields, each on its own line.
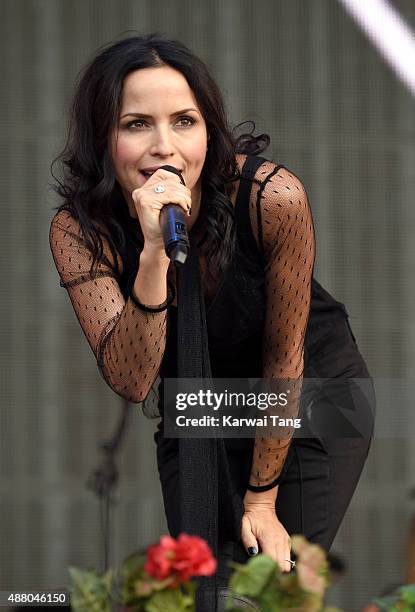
left=130, top=280, right=176, bottom=313
left=246, top=477, right=280, bottom=493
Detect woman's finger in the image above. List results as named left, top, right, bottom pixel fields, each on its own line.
left=240, top=514, right=258, bottom=556
left=256, top=531, right=292, bottom=572
left=276, top=538, right=293, bottom=573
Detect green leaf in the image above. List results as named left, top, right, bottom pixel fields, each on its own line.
left=373, top=584, right=415, bottom=610
left=400, top=584, right=415, bottom=604
left=144, top=587, right=195, bottom=612
left=228, top=554, right=278, bottom=598
left=256, top=581, right=285, bottom=612
left=68, top=566, right=113, bottom=612
left=182, top=580, right=198, bottom=600
left=120, top=551, right=147, bottom=583
left=120, top=552, right=153, bottom=604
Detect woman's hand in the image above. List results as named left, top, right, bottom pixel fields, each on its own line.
left=241, top=495, right=292, bottom=573
left=132, top=168, right=192, bottom=254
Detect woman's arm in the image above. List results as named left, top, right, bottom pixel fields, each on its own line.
left=240, top=161, right=315, bottom=569
left=49, top=210, right=169, bottom=403
left=134, top=245, right=170, bottom=306
left=247, top=161, right=315, bottom=492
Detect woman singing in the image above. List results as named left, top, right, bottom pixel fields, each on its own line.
left=49, top=34, right=374, bottom=610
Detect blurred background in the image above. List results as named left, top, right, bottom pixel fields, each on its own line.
left=1, top=0, right=415, bottom=609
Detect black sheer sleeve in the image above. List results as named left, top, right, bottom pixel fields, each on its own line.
left=246, top=161, right=315, bottom=490
left=49, top=210, right=167, bottom=403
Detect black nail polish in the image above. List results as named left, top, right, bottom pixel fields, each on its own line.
left=247, top=547, right=257, bottom=556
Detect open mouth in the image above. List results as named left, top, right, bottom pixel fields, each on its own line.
left=140, top=171, right=155, bottom=179
left=140, top=169, right=184, bottom=180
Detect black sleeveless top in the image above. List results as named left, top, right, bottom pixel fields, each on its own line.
left=150, top=155, right=351, bottom=494
left=50, top=153, right=367, bottom=545
left=151, top=155, right=349, bottom=392
left=113, top=155, right=349, bottom=388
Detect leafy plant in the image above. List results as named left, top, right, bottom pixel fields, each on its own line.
left=372, top=584, right=415, bottom=611
left=69, top=567, right=113, bottom=612
left=223, top=535, right=341, bottom=612
left=68, top=533, right=343, bottom=612
left=69, top=533, right=214, bottom=612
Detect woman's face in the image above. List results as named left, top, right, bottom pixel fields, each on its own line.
left=111, top=65, right=208, bottom=218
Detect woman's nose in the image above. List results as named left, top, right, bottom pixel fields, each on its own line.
left=150, top=128, right=175, bottom=156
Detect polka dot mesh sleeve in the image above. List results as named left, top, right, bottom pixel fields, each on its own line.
left=49, top=210, right=166, bottom=403
left=247, top=161, right=316, bottom=491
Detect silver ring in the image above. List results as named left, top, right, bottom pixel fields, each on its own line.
left=285, top=559, right=296, bottom=569
left=154, top=183, right=166, bottom=194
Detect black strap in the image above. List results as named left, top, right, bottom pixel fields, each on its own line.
left=176, top=240, right=219, bottom=612
left=255, top=163, right=286, bottom=257
left=234, top=154, right=267, bottom=257
left=175, top=157, right=289, bottom=610
left=235, top=155, right=286, bottom=260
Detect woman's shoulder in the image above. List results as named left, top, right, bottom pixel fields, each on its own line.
left=234, top=154, right=308, bottom=214
left=49, top=208, right=89, bottom=253
left=235, top=152, right=305, bottom=191
left=49, top=207, right=123, bottom=274
left=50, top=207, right=110, bottom=238
left=234, top=154, right=312, bottom=259
left=50, top=207, right=79, bottom=233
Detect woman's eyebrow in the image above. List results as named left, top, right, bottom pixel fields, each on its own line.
left=121, top=108, right=199, bottom=119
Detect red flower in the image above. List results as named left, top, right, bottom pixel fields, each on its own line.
left=145, top=535, right=177, bottom=580
left=173, top=534, right=217, bottom=581
left=144, top=533, right=217, bottom=584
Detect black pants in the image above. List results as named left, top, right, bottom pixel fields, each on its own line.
left=215, top=433, right=372, bottom=589
left=155, top=431, right=373, bottom=588
left=155, top=316, right=375, bottom=590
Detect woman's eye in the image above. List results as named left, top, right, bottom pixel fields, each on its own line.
left=126, top=120, right=146, bottom=129
left=177, top=116, right=195, bottom=127
left=125, top=116, right=195, bottom=130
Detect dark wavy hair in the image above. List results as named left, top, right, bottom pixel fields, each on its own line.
left=51, top=33, right=270, bottom=281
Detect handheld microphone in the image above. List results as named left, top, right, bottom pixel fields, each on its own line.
left=158, top=165, right=190, bottom=266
